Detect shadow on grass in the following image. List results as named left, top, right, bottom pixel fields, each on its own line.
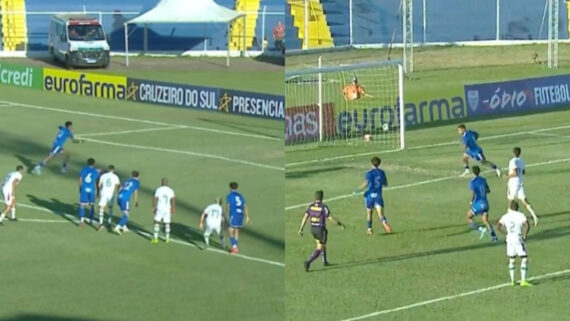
left=14, top=154, right=36, bottom=175
left=0, top=315, right=118, bottom=321
left=2, top=131, right=284, bottom=251
left=312, top=212, right=570, bottom=273
left=286, top=166, right=347, bottom=179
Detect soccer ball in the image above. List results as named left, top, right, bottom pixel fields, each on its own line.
left=363, top=134, right=371, bottom=142
left=382, top=123, right=390, bottom=132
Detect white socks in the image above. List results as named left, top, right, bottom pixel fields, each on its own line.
left=508, top=258, right=515, bottom=282
left=521, top=258, right=528, bottom=281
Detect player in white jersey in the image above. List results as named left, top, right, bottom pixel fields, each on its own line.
left=504, top=147, right=538, bottom=226
left=96, top=165, right=121, bottom=231
left=1, top=166, right=24, bottom=223
left=199, top=197, right=225, bottom=248
left=151, top=178, right=176, bottom=244
left=497, top=201, right=531, bottom=287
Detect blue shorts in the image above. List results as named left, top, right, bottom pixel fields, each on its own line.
left=79, top=187, right=95, bottom=204
left=117, top=197, right=130, bottom=212
left=470, top=201, right=489, bottom=215
left=364, top=193, right=384, bottom=210
left=50, top=143, right=64, bottom=155
left=465, top=149, right=485, bottom=162
left=229, top=214, right=243, bottom=228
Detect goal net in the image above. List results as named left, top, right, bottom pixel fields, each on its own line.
left=285, top=59, right=404, bottom=149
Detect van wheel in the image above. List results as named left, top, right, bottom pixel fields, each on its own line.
left=65, top=55, right=74, bottom=69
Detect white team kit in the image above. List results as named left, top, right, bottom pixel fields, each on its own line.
left=2, top=171, right=23, bottom=205
left=507, top=157, right=526, bottom=200
left=499, top=209, right=528, bottom=257
left=154, top=186, right=175, bottom=223
left=203, top=203, right=224, bottom=236
left=98, top=171, right=120, bottom=207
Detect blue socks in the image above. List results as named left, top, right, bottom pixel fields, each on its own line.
left=89, top=206, right=94, bottom=221
left=366, top=221, right=372, bottom=229
left=230, top=237, right=238, bottom=247
left=78, top=206, right=85, bottom=220
left=469, top=221, right=478, bottom=230
left=38, top=161, right=45, bottom=168
left=118, top=213, right=128, bottom=227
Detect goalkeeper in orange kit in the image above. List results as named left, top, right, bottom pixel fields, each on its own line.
left=342, top=76, right=373, bottom=101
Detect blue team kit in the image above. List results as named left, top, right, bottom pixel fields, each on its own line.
left=50, top=125, right=73, bottom=155
left=364, top=168, right=386, bottom=209
left=227, top=191, right=246, bottom=228
left=462, top=130, right=485, bottom=161
left=117, top=178, right=140, bottom=211
left=469, top=176, right=489, bottom=215
left=79, top=166, right=99, bottom=204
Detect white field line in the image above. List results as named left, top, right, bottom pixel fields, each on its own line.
left=82, top=137, right=284, bottom=172
left=7, top=202, right=285, bottom=268
left=339, top=268, right=570, bottom=321
left=136, top=230, right=285, bottom=267
left=17, top=218, right=69, bottom=223
left=285, top=157, right=570, bottom=211
left=285, top=124, right=570, bottom=167
left=528, top=131, right=570, bottom=139
left=79, top=126, right=185, bottom=137
left=0, top=100, right=280, bottom=141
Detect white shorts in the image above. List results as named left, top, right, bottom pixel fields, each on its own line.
left=154, top=209, right=171, bottom=224
left=204, top=221, right=222, bottom=237
left=506, top=239, right=527, bottom=257
left=98, top=194, right=114, bottom=207
left=507, top=183, right=526, bottom=201
left=2, top=188, right=14, bottom=206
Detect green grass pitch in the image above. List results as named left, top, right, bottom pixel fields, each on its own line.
left=0, top=74, right=284, bottom=321
left=285, top=46, right=570, bottom=321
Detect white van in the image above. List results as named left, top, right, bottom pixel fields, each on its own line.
left=48, top=14, right=110, bottom=68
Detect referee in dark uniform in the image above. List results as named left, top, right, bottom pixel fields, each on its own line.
left=298, top=190, right=345, bottom=272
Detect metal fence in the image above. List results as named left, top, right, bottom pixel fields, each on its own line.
left=286, top=0, right=568, bottom=49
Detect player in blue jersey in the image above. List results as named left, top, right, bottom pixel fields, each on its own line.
left=458, top=124, right=501, bottom=177
left=467, top=166, right=497, bottom=242
left=113, top=171, right=140, bottom=235
left=354, top=157, right=392, bottom=235
left=33, top=121, right=79, bottom=175
left=226, top=182, right=250, bottom=254
left=77, top=158, right=100, bottom=227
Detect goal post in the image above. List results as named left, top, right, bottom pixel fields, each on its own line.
left=285, top=59, right=405, bottom=150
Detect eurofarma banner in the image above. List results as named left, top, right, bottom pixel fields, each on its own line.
left=126, top=78, right=219, bottom=110
left=43, top=68, right=126, bottom=100
left=464, top=74, right=570, bottom=116
left=285, top=103, right=334, bottom=145
left=0, top=63, right=43, bottom=89
left=218, top=89, right=285, bottom=120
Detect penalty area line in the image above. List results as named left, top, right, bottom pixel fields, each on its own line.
left=285, top=157, right=570, bottom=211
left=338, top=268, right=570, bottom=321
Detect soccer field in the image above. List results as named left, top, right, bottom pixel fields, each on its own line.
left=0, top=85, right=284, bottom=321
left=285, top=108, right=570, bottom=321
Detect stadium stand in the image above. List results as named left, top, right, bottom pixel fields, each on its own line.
left=1, top=0, right=282, bottom=52
left=285, top=0, right=569, bottom=50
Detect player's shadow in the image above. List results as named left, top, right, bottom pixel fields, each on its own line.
left=14, top=154, right=37, bottom=175
left=286, top=166, right=348, bottom=179
left=7, top=136, right=284, bottom=250
left=170, top=222, right=207, bottom=249
left=313, top=224, right=570, bottom=273
left=0, top=314, right=118, bottom=321
left=26, top=195, right=77, bottom=225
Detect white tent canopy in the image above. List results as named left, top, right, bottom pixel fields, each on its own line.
left=124, top=0, right=245, bottom=66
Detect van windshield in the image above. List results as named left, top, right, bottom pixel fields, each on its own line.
left=67, top=25, right=105, bottom=41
